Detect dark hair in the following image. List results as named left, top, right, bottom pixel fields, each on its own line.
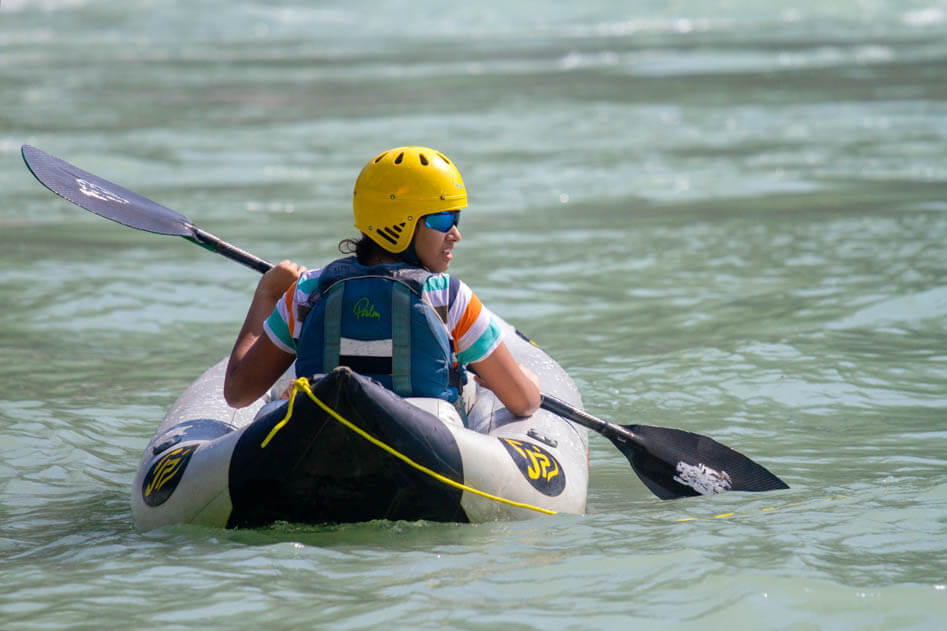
left=339, top=234, right=391, bottom=265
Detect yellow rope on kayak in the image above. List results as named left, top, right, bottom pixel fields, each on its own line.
left=261, top=377, right=557, bottom=516
left=675, top=496, right=848, bottom=523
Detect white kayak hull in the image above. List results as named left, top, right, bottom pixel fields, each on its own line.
left=131, top=319, right=588, bottom=532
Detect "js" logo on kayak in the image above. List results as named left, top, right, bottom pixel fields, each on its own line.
left=501, top=438, right=566, bottom=496
left=142, top=444, right=197, bottom=506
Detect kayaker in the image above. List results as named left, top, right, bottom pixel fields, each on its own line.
left=223, top=146, right=541, bottom=417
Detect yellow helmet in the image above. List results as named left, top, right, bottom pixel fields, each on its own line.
left=353, top=146, right=467, bottom=253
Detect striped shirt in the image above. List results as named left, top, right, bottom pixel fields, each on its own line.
left=264, top=267, right=503, bottom=366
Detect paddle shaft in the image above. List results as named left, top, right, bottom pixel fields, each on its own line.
left=541, top=394, right=632, bottom=444
left=188, top=227, right=273, bottom=274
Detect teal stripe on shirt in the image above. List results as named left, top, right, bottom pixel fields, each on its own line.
left=265, top=309, right=296, bottom=353
left=455, top=317, right=502, bottom=365
left=423, top=274, right=449, bottom=292
left=298, top=274, right=321, bottom=294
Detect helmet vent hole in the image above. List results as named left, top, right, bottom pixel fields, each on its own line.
left=419, top=153, right=429, bottom=166
left=373, top=153, right=386, bottom=164
left=394, top=152, right=404, bottom=164
left=375, top=223, right=406, bottom=246
left=437, top=152, right=450, bottom=164
left=375, top=228, right=398, bottom=246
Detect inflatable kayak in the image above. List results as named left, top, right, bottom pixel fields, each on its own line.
left=131, top=318, right=589, bottom=532
left=21, top=145, right=787, bottom=525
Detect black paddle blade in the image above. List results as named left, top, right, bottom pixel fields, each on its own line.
left=613, top=424, right=789, bottom=500
left=21, top=145, right=194, bottom=237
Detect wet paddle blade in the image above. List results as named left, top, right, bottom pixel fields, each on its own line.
left=540, top=394, right=788, bottom=500
left=615, top=424, right=790, bottom=500
left=21, top=145, right=194, bottom=237
left=21, top=145, right=273, bottom=273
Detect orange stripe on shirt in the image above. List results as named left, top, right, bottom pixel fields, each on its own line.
left=283, top=280, right=298, bottom=335
left=452, top=291, right=483, bottom=341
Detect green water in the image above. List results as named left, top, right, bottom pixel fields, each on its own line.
left=2, top=1, right=945, bottom=629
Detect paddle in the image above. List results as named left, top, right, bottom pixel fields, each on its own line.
left=21, top=145, right=272, bottom=273
left=22, top=144, right=789, bottom=500
left=540, top=394, right=788, bottom=498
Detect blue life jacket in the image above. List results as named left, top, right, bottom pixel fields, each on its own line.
left=295, top=257, right=463, bottom=402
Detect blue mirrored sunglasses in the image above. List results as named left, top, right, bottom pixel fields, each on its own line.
left=423, top=210, right=460, bottom=232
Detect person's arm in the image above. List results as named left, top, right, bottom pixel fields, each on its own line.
left=224, top=260, right=303, bottom=408
left=469, top=342, right=541, bottom=417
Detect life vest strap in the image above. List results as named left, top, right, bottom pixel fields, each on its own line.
left=322, top=283, right=344, bottom=373
left=391, top=282, right=412, bottom=396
